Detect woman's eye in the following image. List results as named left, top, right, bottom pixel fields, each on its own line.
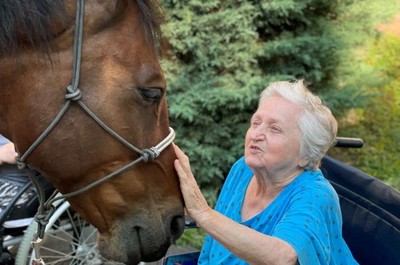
left=268, top=126, right=282, bottom=133
left=138, top=88, right=163, bottom=103
left=251, top=120, right=260, bottom=126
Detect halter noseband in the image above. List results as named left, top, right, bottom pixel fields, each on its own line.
left=15, top=1, right=175, bottom=262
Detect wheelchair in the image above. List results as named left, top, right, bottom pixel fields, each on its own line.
left=0, top=164, right=98, bottom=265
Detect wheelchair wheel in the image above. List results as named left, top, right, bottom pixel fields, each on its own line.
left=15, top=199, right=100, bottom=265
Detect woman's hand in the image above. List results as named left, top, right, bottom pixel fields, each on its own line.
left=173, top=143, right=213, bottom=225
left=0, top=142, right=17, bottom=165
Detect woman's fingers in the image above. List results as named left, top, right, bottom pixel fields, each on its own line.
left=173, top=143, right=185, bottom=159
left=173, top=143, right=193, bottom=178
left=174, top=159, right=187, bottom=182
left=172, top=143, right=214, bottom=225
left=173, top=143, right=192, bottom=185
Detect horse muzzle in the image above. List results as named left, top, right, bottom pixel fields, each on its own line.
left=98, top=211, right=185, bottom=265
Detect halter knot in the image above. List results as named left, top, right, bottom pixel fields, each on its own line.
left=34, top=205, right=56, bottom=238
left=65, top=85, right=82, bottom=101
left=142, top=147, right=160, bottom=162
left=16, top=156, right=27, bottom=170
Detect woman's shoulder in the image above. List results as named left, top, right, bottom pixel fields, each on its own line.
left=228, top=156, right=253, bottom=179
left=295, top=170, right=332, bottom=188
left=231, top=156, right=246, bottom=168
left=289, top=170, right=339, bottom=204
left=219, top=157, right=253, bottom=194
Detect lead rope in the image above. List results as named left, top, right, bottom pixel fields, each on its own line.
left=14, top=0, right=175, bottom=264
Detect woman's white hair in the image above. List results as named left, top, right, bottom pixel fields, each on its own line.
left=259, top=80, right=338, bottom=170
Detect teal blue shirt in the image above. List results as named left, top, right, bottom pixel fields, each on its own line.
left=198, top=157, right=358, bottom=265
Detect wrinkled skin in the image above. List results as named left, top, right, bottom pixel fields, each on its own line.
left=0, top=1, right=184, bottom=264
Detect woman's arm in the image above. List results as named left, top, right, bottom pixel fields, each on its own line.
left=201, top=209, right=297, bottom=265
left=173, top=144, right=297, bottom=265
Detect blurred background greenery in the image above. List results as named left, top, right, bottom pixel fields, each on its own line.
left=160, top=0, right=400, bottom=249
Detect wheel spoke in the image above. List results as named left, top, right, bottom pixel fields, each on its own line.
left=18, top=200, right=99, bottom=265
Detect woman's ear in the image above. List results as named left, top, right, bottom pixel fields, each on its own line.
left=298, top=159, right=308, bottom=169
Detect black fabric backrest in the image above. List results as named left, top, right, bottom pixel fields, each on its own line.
left=321, top=156, right=400, bottom=265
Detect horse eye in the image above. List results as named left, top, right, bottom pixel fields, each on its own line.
left=137, top=88, right=163, bottom=103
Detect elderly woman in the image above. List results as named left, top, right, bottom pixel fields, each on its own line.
left=173, top=80, right=358, bottom=264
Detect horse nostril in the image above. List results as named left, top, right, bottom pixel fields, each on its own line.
left=169, top=215, right=185, bottom=241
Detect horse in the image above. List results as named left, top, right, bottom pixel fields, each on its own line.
left=0, top=1, right=185, bottom=264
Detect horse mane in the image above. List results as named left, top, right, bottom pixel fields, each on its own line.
left=137, top=0, right=165, bottom=44
left=0, top=0, right=164, bottom=56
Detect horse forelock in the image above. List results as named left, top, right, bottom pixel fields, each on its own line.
left=0, top=0, right=164, bottom=56
left=137, top=0, right=165, bottom=42
left=0, top=0, right=68, bottom=56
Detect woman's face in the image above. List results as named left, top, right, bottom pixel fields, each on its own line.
left=245, top=95, right=304, bottom=176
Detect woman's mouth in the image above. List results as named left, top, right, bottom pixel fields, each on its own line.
left=249, top=145, right=262, bottom=152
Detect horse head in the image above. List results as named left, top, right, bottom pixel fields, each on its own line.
left=0, top=1, right=184, bottom=264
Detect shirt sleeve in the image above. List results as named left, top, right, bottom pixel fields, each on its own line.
left=272, top=179, right=343, bottom=265
left=0, top=134, right=11, bottom=146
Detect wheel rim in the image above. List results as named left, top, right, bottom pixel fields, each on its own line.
left=28, top=202, right=100, bottom=265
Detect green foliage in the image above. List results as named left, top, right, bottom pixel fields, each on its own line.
left=161, top=0, right=400, bottom=204
left=175, top=228, right=206, bottom=250
left=255, top=0, right=342, bottom=84
left=322, top=0, right=400, bottom=113
left=329, top=34, right=400, bottom=190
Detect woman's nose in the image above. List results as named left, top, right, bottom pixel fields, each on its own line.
left=250, top=126, right=265, bottom=141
